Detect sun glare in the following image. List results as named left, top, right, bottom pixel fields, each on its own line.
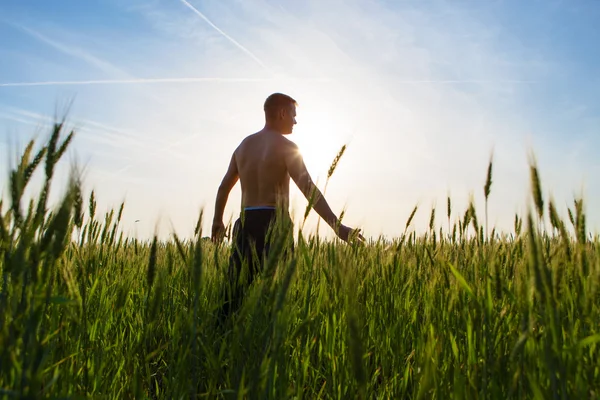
left=291, top=108, right=352, bottom=181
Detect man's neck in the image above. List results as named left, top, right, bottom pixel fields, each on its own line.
left=263, top=123, right=284, bottom=135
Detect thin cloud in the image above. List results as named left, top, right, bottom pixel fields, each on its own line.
left=2, top=107, right=193, bottom=164
left=390, top=80, right=537, bottom=84
left=97, top=128, right=206, bottom=183
left=0, top=77, right=329, bottom=88
left=16, top=25, right=128, bottom=77
left=0, top=113, right=53, bottom=129
left=0, top=107, right=208, bottom=195
left=180, top=0, right=272, bottom=73
left=11, top=24, right=169, bottom=106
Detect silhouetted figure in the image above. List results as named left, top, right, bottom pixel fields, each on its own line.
left=212, top=93, right=363, bottom=320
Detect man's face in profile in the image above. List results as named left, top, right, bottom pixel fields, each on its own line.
left=281, top=105, right=297, bottom=135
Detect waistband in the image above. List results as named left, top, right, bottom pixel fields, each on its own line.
left=244, top=206, right=276, bottom=211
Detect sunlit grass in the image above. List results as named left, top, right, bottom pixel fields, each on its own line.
left=0, top=120, right=599, bottom=399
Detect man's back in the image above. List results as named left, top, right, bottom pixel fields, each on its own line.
left=234, top=130, right=293, bottom=210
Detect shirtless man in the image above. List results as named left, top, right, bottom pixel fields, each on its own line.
left=212, top=93, right=363, bottom=316
left=211, top=92, right=362, bottom=244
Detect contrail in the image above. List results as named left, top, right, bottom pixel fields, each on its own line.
left=0, top=78, right=530, bottom=88
left=180, top=0, right=272, bottom=73
left=0, top=78, right=266, bottom=87
left=392, top=79, right=537, bottom=84
left=0, top=77, right=330, bottom=87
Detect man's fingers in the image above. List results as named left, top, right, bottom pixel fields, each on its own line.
left=211, top=224, right=225, bottom=244
left=348, top=228, right=365, bottom=243
left=355, top=230, right=365, bottom=242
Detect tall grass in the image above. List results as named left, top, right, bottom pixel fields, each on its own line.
left=0, top=121, right=599, bottom=399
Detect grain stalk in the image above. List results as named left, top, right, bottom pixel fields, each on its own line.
left=484, top=153, right=493, bottom=242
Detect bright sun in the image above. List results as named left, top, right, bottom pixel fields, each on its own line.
left=291, top=111, right=350, bottom=181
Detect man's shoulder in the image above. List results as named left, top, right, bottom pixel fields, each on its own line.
left=234, top=132, right=259, bottom=151
left=241, top=131, right=260, bottom=143
left=278, top=135, right=298, bottom=149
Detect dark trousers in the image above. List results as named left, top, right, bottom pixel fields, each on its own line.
left=219, top=208, right=293, bottom=320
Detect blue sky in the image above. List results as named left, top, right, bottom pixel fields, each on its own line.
left=1, top=0, right=599, bottom=240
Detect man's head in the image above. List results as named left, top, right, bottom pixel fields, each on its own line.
left=264, top=93, right=297, bottom=134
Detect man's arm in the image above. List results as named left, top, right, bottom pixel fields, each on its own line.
left=212, top=152, right=239, bottom=241
left=284, top=143, right=340, bottom=230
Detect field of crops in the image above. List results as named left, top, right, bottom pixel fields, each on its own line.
left=1, top=122, right=599, bottom=399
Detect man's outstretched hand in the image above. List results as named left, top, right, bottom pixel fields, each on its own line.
left=211, top=220, right=226, bottom=243
left=336, top=224, right=365, bottom=244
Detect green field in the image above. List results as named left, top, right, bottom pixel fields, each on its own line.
left=1, top=122, right=599, bottom=399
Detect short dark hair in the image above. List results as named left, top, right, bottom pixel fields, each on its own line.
left=264, top=93, right=297, bottom=119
